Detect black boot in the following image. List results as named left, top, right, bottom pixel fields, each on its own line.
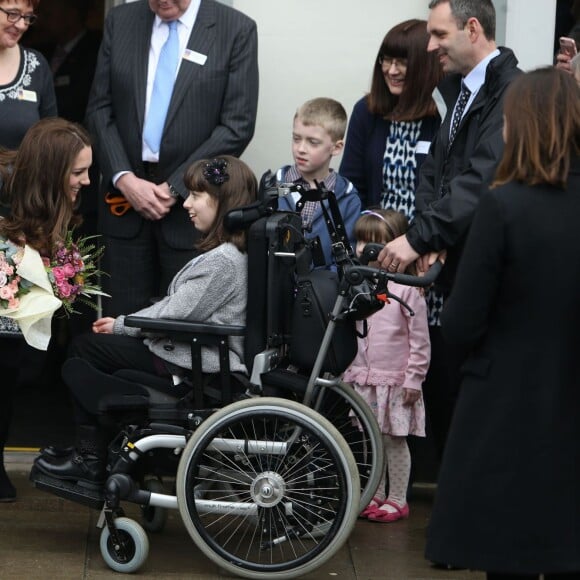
left=34, top=425, right=106, bottom=488
left=39, top=445, right=76, bottom=459
left=0, top=370, right=16, bottom=502
left=0, top=452, right=16, bottom=503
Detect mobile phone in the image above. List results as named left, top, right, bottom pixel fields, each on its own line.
left=560, top=36, right=577, bottom=58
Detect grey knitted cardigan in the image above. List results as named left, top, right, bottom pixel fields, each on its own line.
left=113, top=243, right=248, bottom=375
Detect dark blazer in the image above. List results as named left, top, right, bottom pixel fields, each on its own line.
left=406, top=48, right=521, bottom=292
left=47, top=30, right=102, bottom=123
left=339, top=96, right=440, bottom=209
left=86, top=0, right=259, bottom=249
left=425, top=163, right=580, bottom=573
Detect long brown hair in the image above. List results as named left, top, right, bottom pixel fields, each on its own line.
left=493, top=67, right=580, bottom=189
left=184, top=156, right=258, bottom=253
left=0, top=118, right=91, bottom=256
left=367, top=19, right=443, bottom=121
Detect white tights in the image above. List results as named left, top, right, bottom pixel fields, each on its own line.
left=375, top=435, right=411, bottom=510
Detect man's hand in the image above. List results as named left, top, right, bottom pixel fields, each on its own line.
left=377, top=234, right=420, bottom=272
left=93, top=317, right=115, bottom=334
left=417, top=250, right=447, bottom=275
left=116, top=173, right=173, bottom=220
left=157, top=182, right=178, bottom=211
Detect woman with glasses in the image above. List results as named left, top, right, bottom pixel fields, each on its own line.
left=340, top=19, right=442, bottom=214
left=0, top=0, right=56, bottom=149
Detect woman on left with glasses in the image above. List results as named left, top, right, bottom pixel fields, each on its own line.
left=0, top=0, right=56, bottom=149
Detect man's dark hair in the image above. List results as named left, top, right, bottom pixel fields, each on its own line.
left=429, top=0, right=496, bottom=40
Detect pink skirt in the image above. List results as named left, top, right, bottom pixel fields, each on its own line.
left=352, top=381, right=425, bottom=437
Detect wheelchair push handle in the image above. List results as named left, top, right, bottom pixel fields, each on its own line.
left=354, top=242, right=443, bottom=288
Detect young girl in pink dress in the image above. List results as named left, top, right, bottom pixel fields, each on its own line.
left=343, top=209, right=430, bottom=522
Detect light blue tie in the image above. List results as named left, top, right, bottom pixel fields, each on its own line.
left=143, top=20, right=180, bottom=154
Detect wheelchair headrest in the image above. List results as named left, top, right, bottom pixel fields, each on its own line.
left=223, top=199, right=276, bottom=231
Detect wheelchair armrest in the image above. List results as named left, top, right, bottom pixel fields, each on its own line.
left=124, top=316, right=245, bottom=337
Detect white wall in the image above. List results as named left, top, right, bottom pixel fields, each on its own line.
left=502, top=0, right=556, bottom=70
left=111, top=0, right=557, bottom=174
left=232, top=0, right=429, bottom=175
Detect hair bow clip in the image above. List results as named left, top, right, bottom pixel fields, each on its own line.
left=203, top=159, right=230, bottom=186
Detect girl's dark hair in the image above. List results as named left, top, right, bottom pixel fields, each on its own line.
left=355, top=208, right=417, bottom=274
left=493, top=67, right=580, bottom=189
left=355, top=208, right=408, bottom=244
left=0, top=117, right=91, bottom=256
left=367, top=19, right=443, bottom=121
left=184, top=155, right=258, bottom=253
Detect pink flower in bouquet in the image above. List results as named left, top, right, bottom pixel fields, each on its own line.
left=52, top=266, right=65, bottom=282
left=0, top=241, right=32, bottom=312
left=56, top=280, right=73, bottom=298
left=62, top=263, right=76, bottom=278
left=0, top=285, right=14, bottom=300
left=45, top=229, right=107, bottom=316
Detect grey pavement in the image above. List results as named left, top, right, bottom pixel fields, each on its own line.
left=1, top=453, right=484, bottom=580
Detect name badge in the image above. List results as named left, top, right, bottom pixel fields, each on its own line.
left=54, top=75, right=71, bottom=88
left=183, top=49, right=207, bottom=66
left=416, top=140, right=431, bottom=155
left=17, top=89, right=37, bottom=102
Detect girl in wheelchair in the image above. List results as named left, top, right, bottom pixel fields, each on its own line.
left=34, top=156, right=258, bottom=487
left=343, top=208, right=430, bottom=522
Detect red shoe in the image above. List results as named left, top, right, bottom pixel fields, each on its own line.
left=359, top=496, right=384, bottom=519
left=367, top=500, right=409, bottom=523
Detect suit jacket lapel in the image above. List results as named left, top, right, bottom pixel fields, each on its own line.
left=135, top=6, right=155, bottom=132
left=164, top=0, right=217, bottom=131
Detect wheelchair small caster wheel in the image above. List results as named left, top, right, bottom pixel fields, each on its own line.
left=100, top=517, right=149, bottom=573
left=141, top=478, right=168, bottom=533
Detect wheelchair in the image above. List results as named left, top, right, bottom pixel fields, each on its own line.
left=30, top=189, right=440, bottom=578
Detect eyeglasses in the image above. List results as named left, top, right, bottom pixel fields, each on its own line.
left=378, top=56, right=408, bottom=70
left=0, top=6, right=37, bottom=25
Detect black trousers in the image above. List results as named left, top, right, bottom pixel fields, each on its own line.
left=422, top=325, right=463, bottom=461
left=64, top=332, right=169, bottom=425
left=0, top=339, right=23, bottom=450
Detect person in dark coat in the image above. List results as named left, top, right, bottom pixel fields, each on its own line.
left=377, top=0, right=521, bottom=460
left=425, top=67, right=580, bottom=578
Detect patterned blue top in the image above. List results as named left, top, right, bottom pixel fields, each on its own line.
left=380, top=118, right=443, bottom=327
left=381, top=119, right=422, bottom=221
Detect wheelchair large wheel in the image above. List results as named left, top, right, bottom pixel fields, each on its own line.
left=312, top=381, right=384, bottom=512
left=176, top=397, right=360, bottom=579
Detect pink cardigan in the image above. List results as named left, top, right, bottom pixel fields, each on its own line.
left=343, top=282, right=431, bottom=390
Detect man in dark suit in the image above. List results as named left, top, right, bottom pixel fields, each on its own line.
left=378, top=0, right=521, bottom=461
left=86, top=0, right=259, bottom=316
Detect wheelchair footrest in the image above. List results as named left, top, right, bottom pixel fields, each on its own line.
left=29, top=466, right=105, bottom=510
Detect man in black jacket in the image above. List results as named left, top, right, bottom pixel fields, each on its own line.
left=378, top=0, right=521, bottom=458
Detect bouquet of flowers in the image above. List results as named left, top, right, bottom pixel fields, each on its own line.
left=44, top=229, right=107, bottom=317
left=0, top=240, right=33, bottom=310
left=0, top=230, right=107, bottom=349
